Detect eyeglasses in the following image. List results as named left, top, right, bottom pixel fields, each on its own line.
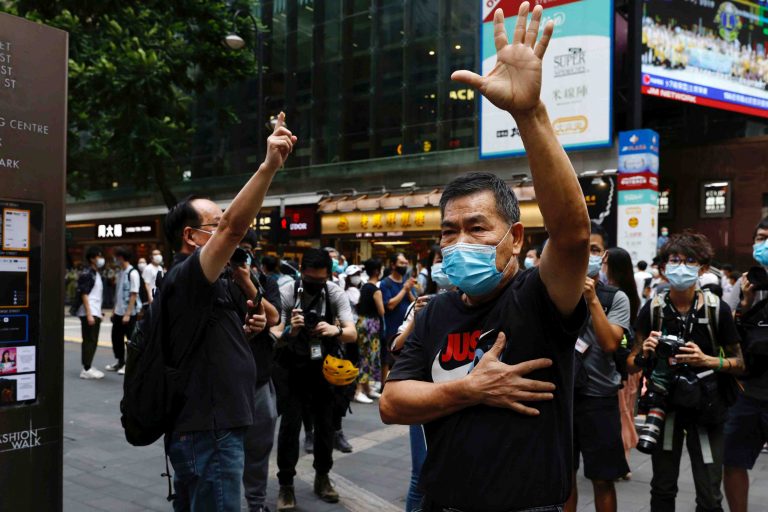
left=667, top=256, right=699, bottom=267
left=191, top=223, right=219, bottom=235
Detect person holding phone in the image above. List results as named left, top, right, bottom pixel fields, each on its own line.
left=380, top=252, right=418, bottom=383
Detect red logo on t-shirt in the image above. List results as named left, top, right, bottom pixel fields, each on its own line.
left=439, top=330, right=481, bottom=370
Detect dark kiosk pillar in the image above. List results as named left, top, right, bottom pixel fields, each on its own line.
left=0, top=13, right=68, bottom=512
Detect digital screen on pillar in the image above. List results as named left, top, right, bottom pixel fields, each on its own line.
left=642, top=0, right=768, bottom=118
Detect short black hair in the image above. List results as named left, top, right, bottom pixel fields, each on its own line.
left=660, top=230, right=714, bottom=266
left=389, top=252, right=406, bottom=266
left=164, top=195, right=205, bottom=252
left=85, top=246, right=102, bottom=263
left=301, top=248, right=332, bottom=274
left=114, top=246, right=133, bottom=261
left=590, top=221, right=610, bottom=247
left=637, top=260, right=648, bottom=271
left=240, top=228, right=258, bottom=248
left=754, top=216, right=768, bottom=239
left=440, top=172, right=520, bottom=225
left=261, top=255, right=279, bottom=272
left=364, top=258, right=382, bottom=277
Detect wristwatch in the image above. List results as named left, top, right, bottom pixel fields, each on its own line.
left=336, top=325, right=343, bottom=337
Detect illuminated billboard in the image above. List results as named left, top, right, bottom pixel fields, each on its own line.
left=642, top=0, right=768, bottom=118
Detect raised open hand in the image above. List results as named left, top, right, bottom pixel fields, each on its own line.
left=452, top=2, right=553, bottom=115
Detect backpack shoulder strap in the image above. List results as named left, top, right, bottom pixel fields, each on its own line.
left=595, top=283, right=619, bottom=312
left=650, top=292, right=666, bottom=332
left=703, top=289, right=721, bottom=351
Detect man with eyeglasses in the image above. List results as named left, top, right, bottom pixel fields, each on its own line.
left=627, top=231, right=744, bottom=512
left=161, top=113, right=296, bottom=511
left=723, top=216, right=768, bottom=512
left=272, top=248, right=357, bottom=511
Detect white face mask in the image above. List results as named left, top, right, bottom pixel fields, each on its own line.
left=138, top=263, right=147, bottom=272
left=152, top=254, right=163, bottom=265
left=96, top=257, right=105, bottom=269
left=349, top=275, right=362, bottom=286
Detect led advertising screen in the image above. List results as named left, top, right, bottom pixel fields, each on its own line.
left=642, top=0, right=768, bottom=118
left=480, top=0, right=614, bottom=158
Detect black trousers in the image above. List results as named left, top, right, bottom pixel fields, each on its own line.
left=79, top=316, right=101, bottom=370
left=110, top=314, right=136, bottom=365
left=275, top=360, right=335, bottom=486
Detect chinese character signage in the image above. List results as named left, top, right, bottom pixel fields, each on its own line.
left=700, top=181, right=731, bottom=218
left=479, top=0, right=613, bottom=158
left=617, top=130, right=660, bottom=264
left=95, top=220, right=156, bottom=240
left=321, top=208, right=441, bottom=235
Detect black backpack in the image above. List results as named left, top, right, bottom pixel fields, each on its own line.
left=737, top=296, right=768, bottom=379
left=119, top=276, right=210, bottom=447
left=131, top=267, right=150, bottom=306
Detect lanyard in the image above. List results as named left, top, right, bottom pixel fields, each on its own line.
left=665, top=292, right=699, bottom=339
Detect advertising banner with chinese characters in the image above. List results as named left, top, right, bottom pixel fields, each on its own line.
left=479, top=0, right=613, bottom=158
left=322, top=209, right=441, bottom=236
left=617, top=130, right=660, bottom=264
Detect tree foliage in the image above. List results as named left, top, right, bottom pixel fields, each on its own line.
left=11, top=0, right=261, bottom=207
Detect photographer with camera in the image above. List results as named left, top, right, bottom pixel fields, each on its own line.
left=627, top=231, right=744, bottom=512
left=274, top=248, right=357, bottom=511
left=723, top=216, right=768, bottom=512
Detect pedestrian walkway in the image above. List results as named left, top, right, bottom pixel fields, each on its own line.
left=62, top=339, right=768, bottom=511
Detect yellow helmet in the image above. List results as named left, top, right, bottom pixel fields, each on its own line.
left=322, top=354, right=359, bottom=386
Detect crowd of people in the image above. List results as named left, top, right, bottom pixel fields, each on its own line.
left=71, top=4, right=768, bottom=512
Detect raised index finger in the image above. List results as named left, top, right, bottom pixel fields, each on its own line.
left=493, top=8, right=509, bottom=51
left=273, top=111, right=286, bottom=133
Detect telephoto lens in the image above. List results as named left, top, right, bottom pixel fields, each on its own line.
left=637, top=406, right=667, bottom=454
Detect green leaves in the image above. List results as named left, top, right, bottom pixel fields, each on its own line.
left=12, top=0, right=260, bottom=206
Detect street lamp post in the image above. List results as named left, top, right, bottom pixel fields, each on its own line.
left=224, top=10, right=265, bottom=159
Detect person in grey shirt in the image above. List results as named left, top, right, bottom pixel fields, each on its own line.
left=567, top=223, right=631, bottom=512
left=273, top=248, right=357, bottom=511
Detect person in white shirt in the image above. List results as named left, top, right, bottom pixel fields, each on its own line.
left=142, top=249, right=165, bottom=303
left=76, top=246, right=106, bottom=380
left=106, top=246, right=142, bottom=375
left=634, top=260, right=652, bottom=303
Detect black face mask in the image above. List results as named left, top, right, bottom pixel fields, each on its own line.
left=303, top=281, right=325, bottom=296
left=394, top=265, right=408, bottom=276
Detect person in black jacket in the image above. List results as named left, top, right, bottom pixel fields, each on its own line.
left=75, top=246, right=106, bottom=380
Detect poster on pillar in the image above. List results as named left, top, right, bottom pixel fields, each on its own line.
left=479, top=0, right=614, bottom=158
left=617, top=130, right=660, bottom=264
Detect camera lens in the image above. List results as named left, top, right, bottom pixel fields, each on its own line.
left=637, top=406, right=666, bottom=454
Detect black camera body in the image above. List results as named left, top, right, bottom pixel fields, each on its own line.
left=230, top=247, right=250, bottom=267
left=303, top=310, right=321, bottom=331
left=656, top=334, right=686, bottom=359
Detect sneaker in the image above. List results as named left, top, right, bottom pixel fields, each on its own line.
left=104, top=362, right=123, bottom=372
left=313, top=473, right=339, bottom=503
left=354, top=392, right=373, bottom=404
left=80, top=367, right=105, bottom=380
left=276, top=485, right=296, bottom=511
left=117, top=366, right=126, bottom=375
left=334, top=430, right=353, bottom=453
left=367, top=390, right=382, bottom=399
left=372, top=381, right=382, bottom=392
left=304, top=430, right=314, bottom=454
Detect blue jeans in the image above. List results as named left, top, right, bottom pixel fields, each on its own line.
left=406, top=424, right=428, bottom=512
left=168, top=427, right=247, bottom=512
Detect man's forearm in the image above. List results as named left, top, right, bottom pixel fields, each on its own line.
left=387, top=288, right=407, bottom=310
left=340, top=323, right=357, bottom=343
left=219, top=164, right=278, bottom=240
left=589, top=301, right=621, bottom=353
left=380, top=379, right=476, bottom=425
left=515, top=103, right=589, bottom=244
left=81, top=294, right=91, bottom=316
left=126, top=293, right=137, bottom=316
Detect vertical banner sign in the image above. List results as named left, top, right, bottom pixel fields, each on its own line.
left=0, top=12, right=68, bottom=512
left=617, top=130, right=660, bottom=264
left=480, top=0, right=614, bottom=158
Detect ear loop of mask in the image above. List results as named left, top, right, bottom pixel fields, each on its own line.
left=496, top=225, right=515, bottom=274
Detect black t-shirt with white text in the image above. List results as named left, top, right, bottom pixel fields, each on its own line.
left=388, top=268, right=587, bottom=512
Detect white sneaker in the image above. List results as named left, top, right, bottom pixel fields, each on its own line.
left=117, top=366, right=126, bottom=375
left=354, top=392, right=373, bottom=404
left=104, top=362, right=123, bottom=372
left=367, top=390, right=382, bottom=399
left=80, top=368, right=105, bottom=380
left=372, top=381, right=382, bottom=392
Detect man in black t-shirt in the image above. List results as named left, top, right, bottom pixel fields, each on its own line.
left=380, top=5, right=591, bottom=511
left=627, top=232, right=744, bottom=512
left=162, top=113, right=297, bottom=512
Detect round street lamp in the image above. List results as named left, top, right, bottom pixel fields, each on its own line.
left=223, top=33, right=246, bottom=50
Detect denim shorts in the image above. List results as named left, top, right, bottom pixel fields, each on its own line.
left=723, top=393, right=768, bottom=470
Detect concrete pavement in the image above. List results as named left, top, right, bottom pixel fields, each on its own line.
left=62, top=312, right=768, bottom=511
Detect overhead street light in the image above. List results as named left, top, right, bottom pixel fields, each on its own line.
left=223, top=33, right=246, bottom=50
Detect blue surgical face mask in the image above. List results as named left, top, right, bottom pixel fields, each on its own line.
left=665, top=263, right=700, bottom=291
left=332, top=258, right=341, bottom=274
left=430, top=262, right=453, bottom=289
left=754, top=240, right=768, bottom=267
left=441, top=227, right=513, bottom=296
left=587, top=255, right=603, bottom=277
left=524, top=257, right=535, bottom=270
